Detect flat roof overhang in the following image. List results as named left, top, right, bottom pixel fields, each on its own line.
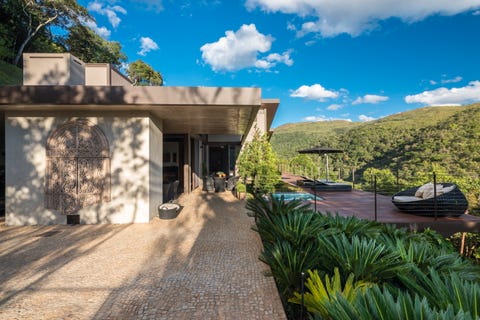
left=0, top=85, right=272, bottom=135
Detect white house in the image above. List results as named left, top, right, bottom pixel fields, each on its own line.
left=0, top=53, right=279, bottom=226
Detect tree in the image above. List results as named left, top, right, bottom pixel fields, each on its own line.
left=126, top=60, right=163, bottom=86
left=8, top=0, right=91, bottom=66
left=290, top=154, right=317, bottom=177
left=63, top=25, right=126, bottom=68
left=363, top=168, right=396, bottom=193
left=237, top=130, right=279, bottom=194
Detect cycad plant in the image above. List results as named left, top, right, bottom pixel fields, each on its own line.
left=318, top=213, right=383, bottom=239
left=248, top=193, right=480, bottom=320
left=315, top=234, right=410, bottom=283
left=289, top=268, right=371, bottom=318
left=259, top=239, right=322, bottom=298
left=246, top=193, right=312, bottom=222
left=394, top=239, right=480, bottom=280
left=291, top=274, right=477, bottom=320
left=398, top=268, right=480, bottom=318
left=249, top=195, right=322, bottom=298
left=325, top=285, right=476, bottom=320
left=254, top=211, right=320, bottom=247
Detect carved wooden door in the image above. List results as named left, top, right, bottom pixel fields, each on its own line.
left=45, top=119, right=111, bottom=215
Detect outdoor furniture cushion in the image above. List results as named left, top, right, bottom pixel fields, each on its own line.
left=414, top=182, right=443, bottom=198
left=392, top=196, right=424, bottom=202
left=392, top=183, right=468, bottom=217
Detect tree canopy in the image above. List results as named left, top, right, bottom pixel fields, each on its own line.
left=1, top=0, right=91, bottom=66
left=126, top=60, right=164, bottom=86
left=0, top=0, right=164, bottom=82
left=237, top=130, right=279, bottom=194
left=62, top=25, right=126, bottom=68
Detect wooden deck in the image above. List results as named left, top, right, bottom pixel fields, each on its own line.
left=282, top=174, right=480, bottom=237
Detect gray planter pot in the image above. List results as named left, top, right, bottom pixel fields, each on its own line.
left=158, top=203, right=180, bottom=219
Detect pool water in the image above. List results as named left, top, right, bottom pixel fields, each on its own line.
left=272, top=192, right=323, bottom=201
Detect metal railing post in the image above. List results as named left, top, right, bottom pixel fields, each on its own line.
left=352, top=167, right=355, bottom=191
left=433, top=172, right=438, bottom=220
left=374, top=175, right=378, bottom=221
left=300, top=272, right=305, bottom=320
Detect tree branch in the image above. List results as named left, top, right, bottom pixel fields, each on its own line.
left=14, top=2, right=59, bottom=65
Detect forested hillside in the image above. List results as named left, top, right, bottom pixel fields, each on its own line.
left=272, top=105, right=478, bottom=174
left=272, top=104, right=480, bottom=211
left=271, top=120, right=359, bottom=158
left=339, top=105, right=476, bottom=174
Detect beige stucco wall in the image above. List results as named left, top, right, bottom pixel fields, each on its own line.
left=5, top=111, right=161, bottom=226
left=85, top=64, right=132, bottom=86
left=85, top=64, right=109, bottom=86
left=110, top=68, right=132, bottom=86
left=149, top=117, right=163, bottom=220
left=243, top=107, right=267, bottom=144
left=23, top=53, right=85, bottom=86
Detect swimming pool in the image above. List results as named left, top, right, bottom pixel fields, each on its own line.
left=271, top=192, right=322, bottom=201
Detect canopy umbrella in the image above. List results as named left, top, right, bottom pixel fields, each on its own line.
left=298, top=146, right=344, bottom=182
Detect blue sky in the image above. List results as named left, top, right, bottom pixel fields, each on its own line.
left=77, top=0, right=480, bottom=128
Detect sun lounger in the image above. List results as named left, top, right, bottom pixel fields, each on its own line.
left=311, top=180, right=352, bottom=191
left=392, top=183, right=468, bottom=216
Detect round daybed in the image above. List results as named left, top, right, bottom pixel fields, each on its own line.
left=392, top=183, right=468, bottom=217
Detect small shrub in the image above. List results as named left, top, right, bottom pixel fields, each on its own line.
left=235, top=182, right=246, bottom=193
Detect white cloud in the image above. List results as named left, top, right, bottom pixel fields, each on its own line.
left=255, top=51, right=294, bottom=69
left=359, top=114, right=376, bottom=122
left=287, top=21, right=297, bottom=31
left=83, top=19, right=111, bottom=37
left=327, top=104, right=342, bottom=110
left=303, top=115, right=352, bottom=122
left=441, top=76, right=463, bottom=84
left=266, top=51, right=294, bottom=66
left=290, top=84, right=339, bottom=101
left=405, top=81, right=480, bottom=106
left=352, top=94, right=389, bottom=105
left=138, top=37, right=159, bottom=56
left=429, top=75, right=463, bottom=86
left=245, top=0, right=480, bottom=37
left=88, top=1, right=127, bottom=28
left=200, top=24, right=292, bottom=72
left=135, top=0, right=164, bottom=12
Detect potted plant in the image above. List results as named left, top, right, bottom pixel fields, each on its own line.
left=235, top=182, right=247, bottom=200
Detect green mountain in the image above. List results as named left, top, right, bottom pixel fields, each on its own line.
left=271, top=120, right=360, bottom=158
left=272, top=105, right=477, bottom=170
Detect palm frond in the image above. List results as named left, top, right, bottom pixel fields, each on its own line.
left=289, top=268, right=371, bottom=318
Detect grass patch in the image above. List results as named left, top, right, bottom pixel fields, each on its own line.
left=0, top=60, right=22, bottom=85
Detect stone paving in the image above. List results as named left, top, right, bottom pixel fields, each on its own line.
left=0, top=190, right=286, bottom=320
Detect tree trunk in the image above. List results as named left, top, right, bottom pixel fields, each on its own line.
left=14, top=3, right=58, bottom=66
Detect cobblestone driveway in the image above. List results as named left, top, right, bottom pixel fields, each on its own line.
left=0, top=190, right=286, bottom=320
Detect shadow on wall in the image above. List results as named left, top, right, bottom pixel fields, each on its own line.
left=23, top=65, right=65, bottom=85
left=4, top=86, right=161, bottom=225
